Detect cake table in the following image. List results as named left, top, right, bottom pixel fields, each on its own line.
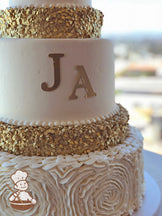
left=134, top=171, right=161, bottom=216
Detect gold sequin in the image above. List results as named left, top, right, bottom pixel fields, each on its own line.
left=0, top=104, right=129, bottom=157
left=0, top=6, right=103, bottom=38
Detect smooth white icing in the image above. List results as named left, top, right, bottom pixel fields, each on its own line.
left=0, top=127, right=144, bottom=216
left=0, top=38, right=115, bottom=123
left=0, top=103, right=119, bottom=126
left=0, top=0, right=92, bottom=9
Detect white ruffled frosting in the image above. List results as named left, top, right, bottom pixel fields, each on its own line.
left=0, top=127, right=144, bottom=216
left=0, top=0, right=92, bottom=9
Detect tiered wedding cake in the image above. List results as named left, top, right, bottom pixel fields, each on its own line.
left=0, top=0, right=144, bottom=215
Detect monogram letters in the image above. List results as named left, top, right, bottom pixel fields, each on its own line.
left=41, top=54, right=64, bottom=91
left=41, top=54, right=97, bottom=99
left=69, top=66, right=96, bottom=100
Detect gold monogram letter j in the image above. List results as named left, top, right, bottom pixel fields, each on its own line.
left=41, top=54, right=64, bottom=91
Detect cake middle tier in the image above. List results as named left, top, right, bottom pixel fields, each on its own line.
left=0, top=38, right=115, bottom=124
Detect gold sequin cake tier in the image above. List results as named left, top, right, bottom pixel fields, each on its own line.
left=0, top=6, right=103, bottom=38
left=0, top=104, right=129, bottom=157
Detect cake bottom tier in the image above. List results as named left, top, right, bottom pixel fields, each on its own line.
left=0, top=126, right=144, bottom=216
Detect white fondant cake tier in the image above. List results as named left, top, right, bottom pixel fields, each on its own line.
left=0, top=103, right=119, bottom=127
left=0, top=0, right=92, bottom=9
left=0, top=38, right=115, bottom=123
left=0, top=127, right=144, bottom=216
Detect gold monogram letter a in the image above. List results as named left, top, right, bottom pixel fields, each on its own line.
left=41, top=54, right=64, bottom=91
left=69, top=66, right=96, bottom=100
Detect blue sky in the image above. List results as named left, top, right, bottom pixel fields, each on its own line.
left=93, top=0, right=162, bottom=35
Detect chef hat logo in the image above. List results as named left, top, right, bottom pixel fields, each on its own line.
left=11, top=170, right=28, bottom=184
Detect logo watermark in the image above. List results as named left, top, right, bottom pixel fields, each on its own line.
left=8, top=170, right=36, bottom=211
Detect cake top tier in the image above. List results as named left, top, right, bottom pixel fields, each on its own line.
left=0, top=0, right=91, bottom=9
left=0, top=0, right=103, bottom=38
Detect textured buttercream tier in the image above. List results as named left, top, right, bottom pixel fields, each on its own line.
left=0, top=0, right=92, bottom=9
left=0, top=127, right=144, bottom=216
left=0, top=38, right=115, bottom=123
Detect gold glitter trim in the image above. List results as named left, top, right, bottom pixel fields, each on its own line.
left=0, top=6, right=103, bottom=38
left=0, top=104, right=129, bottom=157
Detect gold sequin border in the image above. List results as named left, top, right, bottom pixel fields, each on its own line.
left=0, top=6, right=103, bottom=38
left=0, top=104, right=129, bottom=157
